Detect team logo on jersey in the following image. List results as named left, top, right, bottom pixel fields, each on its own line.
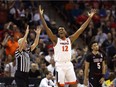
left=93, top=58, right=103, bottom=62
left=60, top=42, right=69, bottom=45
left=60, top=39, right=69, bottom=45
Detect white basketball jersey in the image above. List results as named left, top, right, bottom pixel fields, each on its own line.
left=54, top=38, right=72, bottom=62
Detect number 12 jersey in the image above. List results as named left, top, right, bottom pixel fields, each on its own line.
left=54, top=38, right=71, bottom=62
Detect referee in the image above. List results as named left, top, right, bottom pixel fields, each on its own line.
left=14, top=25, right=41, bottom=87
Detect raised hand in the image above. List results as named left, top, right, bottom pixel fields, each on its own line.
left=88, top=9, right=96, bottom=17
left=25, top=25, right=29, bottom=35
left=1, top=34, right=10, bottom=46
left=39, top=5, right=44, bottom=15
left=34, top=26, right=42, bottom=35
left=99, top=77, right=105, bottom=84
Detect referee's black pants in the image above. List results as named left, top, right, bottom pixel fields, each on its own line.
left=15, top=70, right=29, bottom=87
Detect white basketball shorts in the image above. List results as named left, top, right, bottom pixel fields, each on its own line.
left=55, top=62, right=77, bottom=86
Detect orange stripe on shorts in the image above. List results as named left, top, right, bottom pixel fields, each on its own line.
left=65, top=81, right=77, bottom=84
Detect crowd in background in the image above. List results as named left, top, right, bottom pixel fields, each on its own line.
left=0, top=0, right=116, bottom=87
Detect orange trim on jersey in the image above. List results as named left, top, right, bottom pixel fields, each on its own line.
left=65, top=81, right=77, bottom=84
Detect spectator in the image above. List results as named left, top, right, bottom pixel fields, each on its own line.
left=102, top=32, right=113, bottom=52
left=95, top=28, right=108, bottom=46
left=76, top=68, right=84, bottom=85
left=39, top=62, right=48, bottom=78
left=50, top=21, right=58, bottom=35
left=39, top=71, right=55, bottom=87
left=92, top=13, right=101, bottom=28
left=4, top=59, right=16, bottom=77
left=64, top=0, right=74, bottom=25
left=102, top=72, right=116, bottom=87
left=71, top=44, right=78, bottom=61
left=29, top=63, right=41, bottom=78
left=25, top=7, right=34, bottom=26
left=0, top=34, right=10, bottom=77
left=28, top=30, right=36, bottom=46
left=45, top=48, right=54, bottom=65
left=5, top=35, right=19, bottom=56
left=47, top=58, right=55, bottom=76
left=30, top=47, right=41, bottom=62
left=4, top=55, right=13, bottom=65
left=35, top=56, right=41, bottom=69
left=76, top=48, right=84, bottom=68
left=102, top=20, right=111, bottom=34
left=33, top=8, right=41, bottom=26
left=71, top=4, right=82, bottom=20
left=39, top=26, right=49, bottom=43
left=76, top=11, right=88, bottom=26
left=99, top=5, right=107, bottom=18
left=84, top=21, right=97, bottom=45
left=106, top=39, right=116, bottom=72
left=0, top=1, right=15, bottom=25
left=110, top=28, right=116, bottom=40
left=39, top=51, right=48, bottom=65
left=0, top=34, right=10, bottom=59
left=12, top=24, right=22, bottom=41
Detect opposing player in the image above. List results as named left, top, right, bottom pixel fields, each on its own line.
left=39, top=5, right=96, bottom=87
left=84, top=41, right=106, bottom=87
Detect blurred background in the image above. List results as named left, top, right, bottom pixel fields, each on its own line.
left=0, top=0, right=116, bottom=87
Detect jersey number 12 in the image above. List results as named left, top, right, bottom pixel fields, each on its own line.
left=62, top=46, right=68, bottom=51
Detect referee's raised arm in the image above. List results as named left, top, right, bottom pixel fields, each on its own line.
left=18, top=25, right=29, bottom=52
left=30, top=26, right=41, bottom=51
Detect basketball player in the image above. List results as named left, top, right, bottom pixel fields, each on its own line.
left=39, top=5, right=96, bottom=87
left=84, top=41, right=106, bottom=87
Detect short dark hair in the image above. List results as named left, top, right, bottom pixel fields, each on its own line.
left=45, top=71, right=51, bottom=75
left=89, top=41, right=98, bottom=51
left=58, top=26, right=64, bottom=28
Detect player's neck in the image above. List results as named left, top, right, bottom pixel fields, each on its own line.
left=92, top=50, right=99, bottom=55
left=60, top=37, right=66, bottom=40
left=46, top=76, right=50, bottom=80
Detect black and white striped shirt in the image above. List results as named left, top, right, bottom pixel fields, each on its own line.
left=15, top=48, right=31, bottom=72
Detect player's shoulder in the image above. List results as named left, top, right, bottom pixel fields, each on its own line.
left=86, top=52, right=93, bottom=57
left=85, top=52, right=93, bottom=60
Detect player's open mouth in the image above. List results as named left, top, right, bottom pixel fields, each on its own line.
left=59, top=31, right=63, bottom=34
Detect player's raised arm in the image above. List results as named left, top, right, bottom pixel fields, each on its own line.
left=39, top=5, right=57, bottom=43
left=69, top=9, right=96, bottom=43
left=31, top=26, right=41, bottom=51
